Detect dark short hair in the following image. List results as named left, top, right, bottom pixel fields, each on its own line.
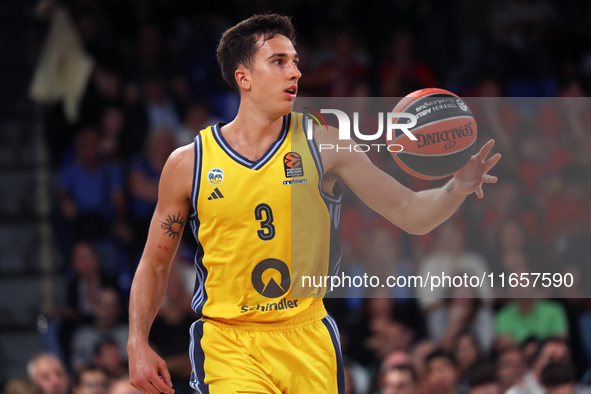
left=532, top=337, right=569, bottom=363
left=465, top=361, right=497, bottom=388
left=540, top=362, right=576, bottom=388
left=216, top=14, right=296, bottom=91
left=93, top=339, right=119, bottom=357
left=426, top=349, right=456, bottom=369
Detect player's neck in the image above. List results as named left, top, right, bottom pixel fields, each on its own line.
left=220, top=104, right=287, bottom=161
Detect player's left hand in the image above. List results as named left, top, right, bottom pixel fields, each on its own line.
left=452, top=139, right=501, bottom=198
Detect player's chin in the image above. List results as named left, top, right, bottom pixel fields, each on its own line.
left=278, top=100, right=294, bottom=116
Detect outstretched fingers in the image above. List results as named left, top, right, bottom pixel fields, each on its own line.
left=483, top=152, right=502, bottom=173
left=475, top=183, right=484, bottom=199
left=476, top=139, right=496, bottom=162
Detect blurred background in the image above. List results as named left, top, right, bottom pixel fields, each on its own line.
left=1, top=0, right=591, bottom=393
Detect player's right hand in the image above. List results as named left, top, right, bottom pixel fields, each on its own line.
left=128, top=341, right=175, bottom=394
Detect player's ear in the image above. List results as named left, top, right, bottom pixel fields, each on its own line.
left=235, top=65, right=251, bottom=91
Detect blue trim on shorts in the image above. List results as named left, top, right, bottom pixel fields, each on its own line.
left=321, top=314, right=345, bottom=394
left=189, top=320, right=209, bottom=394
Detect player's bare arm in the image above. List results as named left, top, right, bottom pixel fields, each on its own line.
left=127, top=144, right=194, bottom=394
left=315, top=124, right=501, bottom=235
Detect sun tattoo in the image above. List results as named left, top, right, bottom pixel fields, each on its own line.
left=160, top=211, right=186, bottom=240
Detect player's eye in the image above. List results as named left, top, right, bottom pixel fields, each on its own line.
left=273, top=59, right=282, bottom=65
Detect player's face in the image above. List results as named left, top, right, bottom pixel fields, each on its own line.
left=246, top=34, right=301, bottom=117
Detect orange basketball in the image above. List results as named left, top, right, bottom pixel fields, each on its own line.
left=387, top=88, right=478, bottom=180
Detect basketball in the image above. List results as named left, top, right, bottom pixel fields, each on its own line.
left=387, top=88, right=478, bottom=180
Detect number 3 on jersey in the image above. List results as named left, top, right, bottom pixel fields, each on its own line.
left=255, top=203, right=275, bottom=240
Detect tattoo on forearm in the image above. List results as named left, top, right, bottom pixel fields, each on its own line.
left=157, top=244, right=170, bottom=251
left=160, top=211, right=186, bottom=239
left=445, top=182, right=454, bottom=194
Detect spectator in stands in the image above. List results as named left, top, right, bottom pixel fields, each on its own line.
left=347, top=229, right=413, bottom=300
left=127, top=129, right=175, bottom=259
left=496, top=346, right=526, bottom=393
left=93, top=340, right=127, bottom=382
left=484, top=176, right=539, bottom=251
left=108, top=378, right=136, bottom=394
left=540, top=362, right=578, bottom=394
left=53, top=241, right=120, bottom=367
left=516, top=128, right=572, bottom=202
left=4, top=377, right=43, bottom=394
left=494, top=288, right=569, bottom=349
left=27, top=353, right=69, bottom=394
left=379, top=364, right=418, bottom=394
left=67, top=241, right=119, bottom=321
left=464, top=362, right=500, bottom=394
left=72, top=366, right=110, bottom=394
left=55, top=127, right=129, bottom=273
left=142, top=75, right=181, bottom=133
left=98, top=107, right=125, bottom=163
left=78, top=66, right=123, bottom=127
left=489, top=218, right=539, bottom=276
left=70, top=288, right=128, bottom=370
left=302, top=30, right=369, bottom=96
left=344, top=362, right=357, bottom=394
left=377, top=30, right=438, bottom=97
left=422, top=350, right=462, bottom=394
left=417, top=221, right=492, bottom=313
left=520, top=337, right=541, bottom=369
left=451, top=331, right=486, bottom=383
left=368, top=351, right=412, bottom=393
left=544, top=164, right=590, bottom=242
left=148, top=262, right=195, bottom=394
left=506, top=337, right=571, bottom=394
left=347, top=297, right=421, bottom=366
left=410, top=340, right=437, bottom=386
left=175, top=101, right=217, bottom=147
left=428, top=286, right=494, bottom=354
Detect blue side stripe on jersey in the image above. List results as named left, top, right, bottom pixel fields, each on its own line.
left=189, top=320, right=209, bottom=393
left=189, top=134, right=203, bottom=220
left=190, top=219, right=207, bottom=316
left=303, top=114, right=343, bottom=285
left=189, top=133, right=208, bottom=316
left=212, top=114, right=290, bottom=170
left=321, top=315, right=345, bottom=394
left=303, top=115, right=342, bottom=204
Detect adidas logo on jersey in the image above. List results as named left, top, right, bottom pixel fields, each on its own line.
left=207, top=188, right=224, bottom=200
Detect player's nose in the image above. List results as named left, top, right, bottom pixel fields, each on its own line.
left=289, top=62, right=301, bottom=80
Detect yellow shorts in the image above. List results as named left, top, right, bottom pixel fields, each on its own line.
left=188, top=302, right=344, bottom=393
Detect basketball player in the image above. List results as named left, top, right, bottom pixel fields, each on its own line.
left=127, top=14, right=501, bottom=394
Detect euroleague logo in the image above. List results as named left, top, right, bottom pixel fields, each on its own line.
left=284, top=152, right=302, bottom=168
left=283, top=152, right=304, bottom=178
left=251, top=258, right=290, bottom=298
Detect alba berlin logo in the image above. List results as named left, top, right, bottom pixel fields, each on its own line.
left=251, top=259, right=291, bottom=298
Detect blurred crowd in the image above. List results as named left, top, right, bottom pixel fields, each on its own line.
left=8, top=0, right=591, bottom=393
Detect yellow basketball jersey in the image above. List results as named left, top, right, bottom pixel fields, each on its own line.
left=188, top=112, right=342, bottom=324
